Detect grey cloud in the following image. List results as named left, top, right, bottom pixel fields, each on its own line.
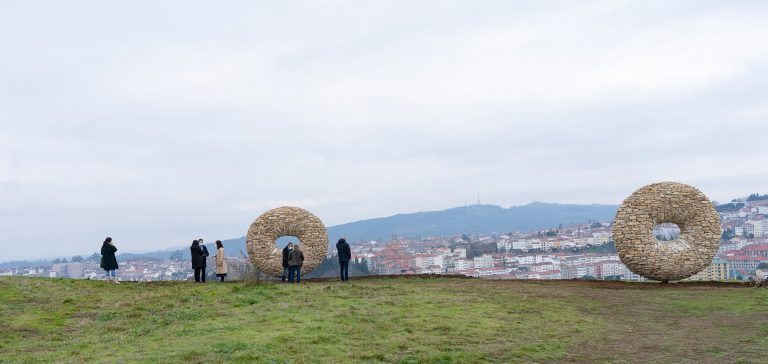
left=2, top=1, right=768, bottom=260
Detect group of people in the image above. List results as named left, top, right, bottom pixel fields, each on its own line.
left=190, top=239, right=228, bottom=283
left=281, top=242, right=305, bottom=283
left=278, top=237, right=351, bottom=283
left=98, top=236, right=353, bottom=284
left=99, top=237, right=229, bottom=283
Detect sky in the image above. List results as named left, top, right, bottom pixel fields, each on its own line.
left=2, top=1, right=768, bottom=261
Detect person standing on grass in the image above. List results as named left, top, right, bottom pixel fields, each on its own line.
left=100, top=237, right=120, bottom=283
left=288, top=243, right=304, bottom=283
left=336, top=237, right=351, bottom=282
left=214, top=240, right=228, bottom=282
left=199, top=238, right=209, bottom=283
left=191, top=239, right=205, bottom=283
left=281, top=242, right=293, bottom=283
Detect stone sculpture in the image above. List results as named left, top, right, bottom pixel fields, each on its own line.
left=246, top=206, right=329, bottom=277
left=612, top=182, right=721, bottom=282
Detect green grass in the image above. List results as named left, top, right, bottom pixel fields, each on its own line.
left=0, top=277, right=766, bottom=363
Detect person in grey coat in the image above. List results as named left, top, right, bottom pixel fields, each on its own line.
left=287, top=244, right=304, bottom=283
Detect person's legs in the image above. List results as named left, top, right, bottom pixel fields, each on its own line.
left=296, top=267, right=301, bottom=283
left=194, top=268, right=201, bottom=282
left=342, top=261, right=349, bottom=281
left=282, top=266, right=289, bottom=283
left=219, top=274, right=225, bottom=282
left=201, top=267, right=206, bottom=283
left=288, top=266, right=295, bottom=283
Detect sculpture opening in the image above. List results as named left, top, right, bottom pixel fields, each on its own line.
left=275, top=236, right=300, bottom=249
left=653, top=223, right=680, bottom=241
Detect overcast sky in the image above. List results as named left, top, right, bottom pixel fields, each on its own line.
left=2, top=1, right=767, bottom=261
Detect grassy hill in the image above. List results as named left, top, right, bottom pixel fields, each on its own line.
left=1, top=276, right=766, bottom=363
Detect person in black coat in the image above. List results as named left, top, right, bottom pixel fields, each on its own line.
left=199, top=238, right=209, bottom=282
left=281, top=242, right=294, bottom=283
left=190, top=240, right=205, bottom=283
left=100, top=237, right=120, bottom=283
left=336, top=238, right=352, bottom=282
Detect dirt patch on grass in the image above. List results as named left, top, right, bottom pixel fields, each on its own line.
left=554, top=281, right=767, bottom=363
left=305, top=274, right=752, bottom=289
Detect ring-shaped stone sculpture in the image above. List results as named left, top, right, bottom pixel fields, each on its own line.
left=246, top=206, right=328, bottom=277
left=612, top=182, right=721, bottom=282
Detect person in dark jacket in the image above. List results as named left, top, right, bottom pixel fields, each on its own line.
left=199, top=238, right=209, bottom=282
left=281, top=242, right=294, bottom=283
left=287, top=244, right=304, bottom=283
left=100, top=237, right=120, bottom=283
left=190, top=240, right=205, bottom=283
left=336, top=237, right=352, bottom=282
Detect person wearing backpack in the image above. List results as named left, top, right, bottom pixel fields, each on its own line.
left=100, top=237, right=120, bottom=284
left=281, top=242, right=293, bottom=283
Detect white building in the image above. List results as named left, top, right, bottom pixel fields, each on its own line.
left=453, top=259, right=474, bottom=270
left=597, top=261, right=625, bottom=279
left=413, top=254, right=444, bottom=269
left=473, top=254, right=494, bottom=269
left=745, top=221, right=763, bottom=237
left=528, top=262, right=557, bottom=272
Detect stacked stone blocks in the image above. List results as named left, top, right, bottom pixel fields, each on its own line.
left=612, top=182, right=721, bottom=282
left=246, top=206, right=329, bottom=277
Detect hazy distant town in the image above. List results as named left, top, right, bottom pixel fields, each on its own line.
left=4, top=195, right=768, bottom=283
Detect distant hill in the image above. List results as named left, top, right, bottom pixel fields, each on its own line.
left=1, top=202, right=619, bottom=267
left=161, top=202, right=618, bottom=260
left=325, top=203, right=618, bottom=244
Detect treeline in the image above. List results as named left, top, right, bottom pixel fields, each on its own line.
left=716, top=202, right=744, bottom=212
left=304, top=255, right=371, bottom=279
left=747, top=193, right=768, bottom=202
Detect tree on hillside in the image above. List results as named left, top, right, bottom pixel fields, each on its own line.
left=716, top=202, right=745, bottom=212
left=169, top=250, right=184, bottom=261
left=88, top=253, right=100, bottom=262
left=722, top=229, right=734, bottom=242
left=70, top=255, right=84, bottom=262
left=746, top=193, right=768, bottom=202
